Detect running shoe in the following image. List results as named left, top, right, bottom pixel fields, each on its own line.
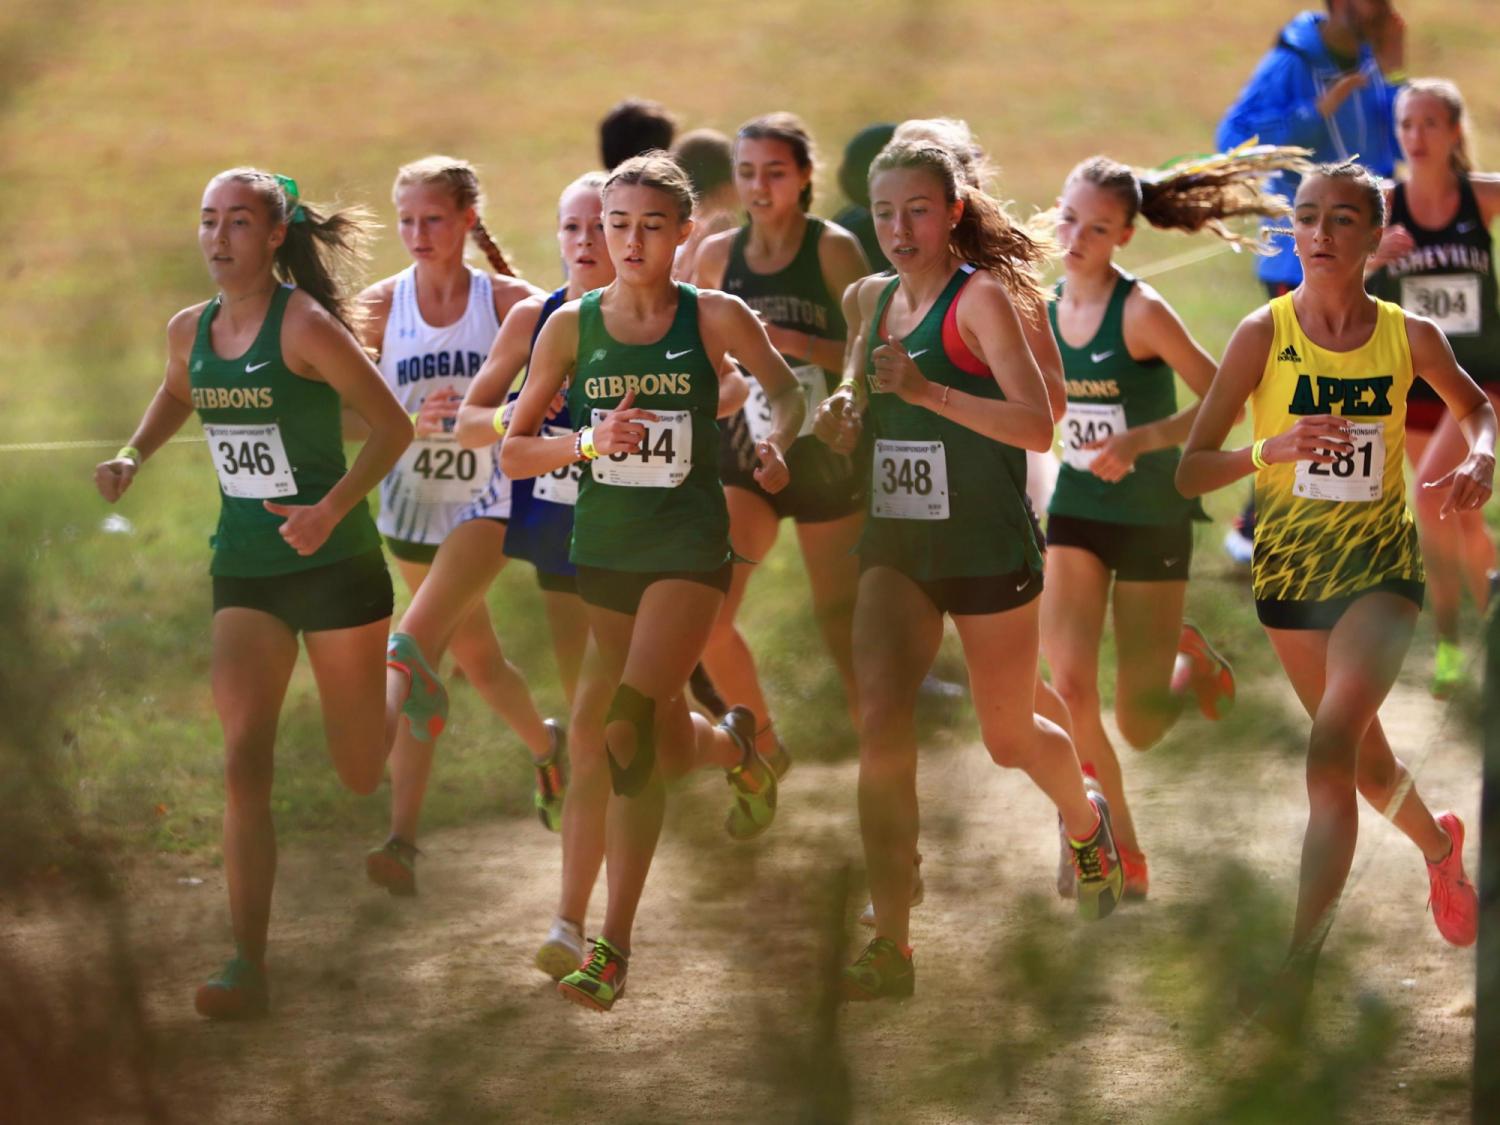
left=1426, top=812, right=1477, bottom=947
left=1069, top=792, right=1123, bottom=921
left=919, top=673, right=967, bottom=700
left=858, top=854, right=925, bottom=927
left=366, top=835, right=419, bottom=897
left=764, top=734, right=793, bottom=781
left=842, top=937, right=915, bottom=1001
left=194, top=953, right=269, bottom=1020
left=533, top=720, right=568, bottom=833
left=1056, top=770, right=1103, bottom=899
left=1222, top=527, right=1254, bottom=569
left=535, top=917, right=585, bottom=980
left=1120, top=846, right=1149, bottom=901
left=386, top=632, right=449, bottom=743
left=722, top=706, right=778, bottom=841
left=558, top=936, right=628, bottom=1012
left=1431, top=639, right=1467, bottom=700
left=1171, top=622, right=1235, bottom=721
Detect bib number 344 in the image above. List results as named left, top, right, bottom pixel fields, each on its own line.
left=590, top=409, right=693, bottom=488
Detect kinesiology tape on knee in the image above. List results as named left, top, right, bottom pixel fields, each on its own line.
left=605, top=684, right=656, bottom=798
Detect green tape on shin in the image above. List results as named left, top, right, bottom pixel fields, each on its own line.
left=605, top=684, right=656, bottom=797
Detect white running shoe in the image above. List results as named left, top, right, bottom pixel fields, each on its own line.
left=535, top=917, right=585, bottom=980
left=858, top=854, right=924, bottom=927
left=1222, top=527, right=1253, bottom=568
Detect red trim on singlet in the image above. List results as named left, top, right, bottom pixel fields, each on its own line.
left=941, top=273, right=991, bottom=377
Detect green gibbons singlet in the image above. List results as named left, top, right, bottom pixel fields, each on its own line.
left=190, top=285, right=379, bottom=578
left=566, top=284, right=729, bottom=573
left=1048, top=272, right=1204, bottom=526
left=859, top=266, right=1041, bottom=580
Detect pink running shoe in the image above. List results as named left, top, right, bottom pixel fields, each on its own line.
left=1426, top=812, right=1477, bottom=947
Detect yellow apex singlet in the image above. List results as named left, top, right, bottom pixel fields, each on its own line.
left=1250, top=294, right=1423, bottom=603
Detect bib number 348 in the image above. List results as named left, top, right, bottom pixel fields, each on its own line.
left=590, top=409, right=693, bottom=488
left=204, top=422, right=297, bottom=499
left=872, top=439, right=950, bottom=519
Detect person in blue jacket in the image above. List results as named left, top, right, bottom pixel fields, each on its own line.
left=1215, top=0, right=1407, bottom=561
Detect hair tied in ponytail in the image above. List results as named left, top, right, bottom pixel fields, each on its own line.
left=273, top=173, right=308, bottom=224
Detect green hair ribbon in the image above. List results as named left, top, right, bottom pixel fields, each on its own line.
left=272, top=173, right=308, bottom=224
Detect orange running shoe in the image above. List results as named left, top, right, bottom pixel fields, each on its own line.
left=1119, top=847, right=1149, bottom=900
left=194, top=953, right=269, bottom=1020
left=366, top=836, right=419, bottom=897
left=1171, top=622, right=1235, bottom=721
left=1427, top=812, right=1477, bottom=947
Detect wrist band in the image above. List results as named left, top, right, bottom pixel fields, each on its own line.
left=492, top=408, right=507, bottom=437
left=1251, top=438, right=1270, bottom=471
left=1384, top=67, right=1408, bottom=85
left=576, top=426, right=599, bottom=462
left=409, top=411, right=420, bottom=427
left=117, top=445, right=141, bottom=465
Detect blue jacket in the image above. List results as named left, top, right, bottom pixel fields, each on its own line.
left=1216, top=10, right=1402, bottom=285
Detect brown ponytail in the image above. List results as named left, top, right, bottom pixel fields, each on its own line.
left=393, top=155, right=521, bottom=277
left=1065, top=146, right=1312, bottom=249
left=870, top=141, right=1053, bottom=323
left=210, top=167, right=376, bottom=337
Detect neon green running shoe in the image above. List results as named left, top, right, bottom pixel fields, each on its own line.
left=533, top=720, right=568, bottom=833
left=387, top=632, right=449, bottom=743
left=194, top=952, right=269, bottom=1020
left=558, top=937, right=628, bottom=1012
left=1431, top=639, right=1466, bottom=699
left=721, top=706, right=778, bottom=841
left=1069, top=792, right=1124, bottom=922
left=842, top=937, right=915, bottom=1002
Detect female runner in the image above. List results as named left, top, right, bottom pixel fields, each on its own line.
left=1178, top=161, right=1490, bottom=1034
left=815, top=141, right=1125, bottom=1002
left=359, top=157, right=561, bottom=897
left=1042, top=149, right=1309, bottom=899
left=94, top=169, right=412, bottom=1018
left=1366, top=78, right=1500, bottom=695
left=691, top=113, right=871, bottom=768
left=502, top=153, right=805, bottom=1012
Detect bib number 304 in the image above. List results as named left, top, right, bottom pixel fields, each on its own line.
left=204, top=422, right=297, bottom=499
left=1293, top=421, right=1385, bottom=502
left=871, top=439, right=950, bottom=520
left=590, top=409, right=693, bottom=488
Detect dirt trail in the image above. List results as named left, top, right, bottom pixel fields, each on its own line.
left=17, top=672, right=1480, bottom=1124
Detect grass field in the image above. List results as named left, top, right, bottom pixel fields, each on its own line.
left=1, top=1, right=1497, bottom=1121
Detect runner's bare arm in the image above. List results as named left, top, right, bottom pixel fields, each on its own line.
left=94, top=306, right=202, bottom=502
left=456, top=296, right=543, bottom=449
left=1018, top=304, right=1066, bottom=423
left=343, top=278, right=396, bottom=441
left=703, top=291, right=805, bottom=450
left=1120, top=289, right=1220, bottom=453
left=281, top=292, right=413, bottom=529
left=1406, top=314, right=1496, bottom=516
left=500, top=305, right=589, bottom=480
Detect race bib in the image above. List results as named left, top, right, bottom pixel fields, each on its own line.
left=744, top=365, right=824, bottom=445
left=1401, top=274, right=1481, bottom=336
left=400, top=437, right=491, bottom=504
left=590, top=409, right=693, bottom=488
left=204, top=422, right=297, bottom=499
left=532, top=425, right=583, bottom=506
left=1293, top=422, right=1386, bottom=502
left=871, top=439, right=949, bottom=520
left=1060, top=402, right=1128, bottom=471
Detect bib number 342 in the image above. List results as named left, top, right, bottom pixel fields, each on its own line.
left=871, top=439, right=950, bottom=519
left=1293, top=421, right=1385, bottom=502
left=590, top=409, right=693, bottom=488
left=204, top=422, right=297, bottom=499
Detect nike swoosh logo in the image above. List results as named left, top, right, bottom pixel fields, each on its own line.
left=907, top=349, right=929, bottom=359
left=665, top=348, right=693, bottom=360
left=245, top=361, right=270, bottom=373
left=1163, top=558, right=1181, bottom=568
left=1091, top=351, right=1114, bottom=363
left=1014, top=576, right=1031, bottom=592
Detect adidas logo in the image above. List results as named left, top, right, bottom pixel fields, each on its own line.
left=1278, top=345, right=1302, bottom=363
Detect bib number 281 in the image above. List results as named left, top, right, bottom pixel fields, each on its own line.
left=871, top=439, right=949, bottom=519
left=1294, top=422, right=1385, bottom=503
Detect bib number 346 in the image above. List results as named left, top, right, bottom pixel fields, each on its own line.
left=871, top=439, right=949, bottom=519
left=204, top=422, right=297, bottom=499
